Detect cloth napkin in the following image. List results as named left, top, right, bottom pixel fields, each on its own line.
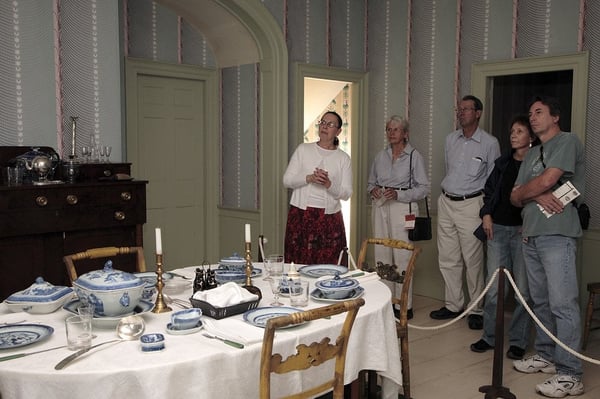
left=316, top=270, right=380, bottom=284
left=192, top=282, right=259, bottom=307
left=202, top=317, right=265, bottom=345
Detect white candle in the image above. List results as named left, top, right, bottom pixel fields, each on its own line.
left=155, top=228, right=162, bottom=255
left=245, top=224, right=251, bottom=243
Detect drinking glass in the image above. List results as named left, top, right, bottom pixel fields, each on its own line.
left=269, top=278, right=283, bottom=306
left=65, top=315, right=92, bottom=350
left=265, top=255, right=284, bottom=279
left=99, top=145, right=106, bottom=163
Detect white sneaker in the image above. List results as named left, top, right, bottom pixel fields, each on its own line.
left=536, top=374, right=584, bottom=397
left=513, top=354, right=557, bottom=374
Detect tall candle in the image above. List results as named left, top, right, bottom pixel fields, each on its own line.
left=245, top=224, right=251, bottom=243
left=155, top=228, right=162, bottom=255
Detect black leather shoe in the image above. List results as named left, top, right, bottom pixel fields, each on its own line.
left=392, top=307, right=414, bottom=320
left=470, top=339, right=494, bottom=353
left=468, top=314, right=483, bottom=330
left=430, top=306, right=462, bottom=320
left=506, top=345, right=525, bottom=360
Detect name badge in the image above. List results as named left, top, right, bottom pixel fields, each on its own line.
left=405, top=214, right=416, bottom=229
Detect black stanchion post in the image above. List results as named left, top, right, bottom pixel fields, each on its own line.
left=479, top=267, right=516, bottom=399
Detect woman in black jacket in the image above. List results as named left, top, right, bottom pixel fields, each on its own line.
left=470, top=114, right=538, bottom=360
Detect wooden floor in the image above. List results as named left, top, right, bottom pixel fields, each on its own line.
left=408, top=295, right=600, bottom=398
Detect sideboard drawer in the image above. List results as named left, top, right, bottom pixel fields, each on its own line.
left=0, top=181, right=146, bottom=237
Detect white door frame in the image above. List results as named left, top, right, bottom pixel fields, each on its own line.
left=292, top=63, right=369, bottom=254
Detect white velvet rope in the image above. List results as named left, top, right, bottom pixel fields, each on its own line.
left=407, top=268, right=600, bottom=366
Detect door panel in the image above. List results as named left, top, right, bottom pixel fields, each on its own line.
left=136, top=75, right=206, bottom=268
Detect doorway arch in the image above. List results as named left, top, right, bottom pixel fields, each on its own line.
left=154, top=0, right=289, bottom=256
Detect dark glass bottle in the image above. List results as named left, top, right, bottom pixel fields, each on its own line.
left=193, top=268, right=205, bottom=293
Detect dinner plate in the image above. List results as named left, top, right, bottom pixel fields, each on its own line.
left=310, top=286, right=365, bottom=303
left=0, top=324, right=54, bottom=349
left=297, top=264, right=348, bottom=278
left=63, top=299, right=154, bottom=329
left=214, top=268, right=262, bottom=284
left=243, top=306, right=304, bottom=329
left=165, top=321, right=204, bottom=335
left=134, top=272, right=173, bottom=286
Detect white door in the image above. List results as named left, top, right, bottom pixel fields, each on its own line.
left=134, top=74, right=206, bottom=268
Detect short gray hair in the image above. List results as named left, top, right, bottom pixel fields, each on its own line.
left=386, top=115, right=409, bottom=132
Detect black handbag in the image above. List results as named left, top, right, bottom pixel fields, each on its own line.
left=407, top=149, right=432, bottom=241
left=408, top=199, right=432, bottom=241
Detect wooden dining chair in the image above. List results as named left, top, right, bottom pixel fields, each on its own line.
left=356, top=238, right=421, bottom=399
left=63, top=246, right=147, bottom=283
left=259, top=298, right=366, bottom=399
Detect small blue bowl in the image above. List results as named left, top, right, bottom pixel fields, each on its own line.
left=171, top=308, right=202, bottom=330
left=140, top=333, right=165, bottom=352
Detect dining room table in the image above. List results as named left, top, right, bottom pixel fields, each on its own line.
left=0, top=263, right=402, bottom=399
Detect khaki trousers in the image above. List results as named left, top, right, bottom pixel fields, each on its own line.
left=436, top=194, right=484, bottom=314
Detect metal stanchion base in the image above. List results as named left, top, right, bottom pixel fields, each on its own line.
left=479, top=384, right=516, bottom=399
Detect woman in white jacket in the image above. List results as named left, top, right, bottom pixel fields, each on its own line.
left=283, top=111, right=352, bottom=265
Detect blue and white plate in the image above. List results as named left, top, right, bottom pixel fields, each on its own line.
left=134, top=272, right=173, bottom=286
left=297, top=264, right=348, bottom=278
left=0, top=324, right=54, bottom=349
left=310, top=286, right=365, bottom=303
left=63, top=299, right=154, bottom=329
left=243, top=306, right=304, bottom=329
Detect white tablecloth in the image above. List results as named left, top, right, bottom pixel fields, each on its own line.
left=0, top=265, right=401, bottom=399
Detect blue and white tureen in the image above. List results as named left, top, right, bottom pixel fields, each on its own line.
left=72, top=260, right=145, bottom=317
left=5, top=277, right=74, bottom=314
left=314, top=275, right=360, bottom=300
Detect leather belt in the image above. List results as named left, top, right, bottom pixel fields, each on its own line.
left=377, top=185, right=408, bottom=191
left=442, top=190, right=483, bottom=201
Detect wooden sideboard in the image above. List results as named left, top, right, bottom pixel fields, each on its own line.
left=0, top=146, right=147, bottom=300
left=0, top=180, right=147, bottom=300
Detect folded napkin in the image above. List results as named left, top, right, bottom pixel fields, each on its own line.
left=316, top=270, right=380, bottom=283
left=192, top=282, right=259, bottom=307
left=202, top=317, right=265, bottom=345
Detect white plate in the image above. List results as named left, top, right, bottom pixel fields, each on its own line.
left=0, top=324, right=54, bottom=349
left=243, top=306, right=304, bottom=328
left=297, top=264, right=348, bottom=278
left=310, top=286, right=365, bottom=303
left=63, top=299, right=154, bottom=329
left=165, top=321, right=204, bottom=335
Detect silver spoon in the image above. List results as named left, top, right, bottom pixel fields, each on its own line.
left=55, top=315, right=145, bottom=370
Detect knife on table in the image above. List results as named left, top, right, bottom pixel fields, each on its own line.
left=54, top=339, right=121, bottom=370
left=0, top=345, right=67, bottom=362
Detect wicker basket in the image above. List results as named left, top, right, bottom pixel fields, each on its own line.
left=189, top=287, right=262, bottom=319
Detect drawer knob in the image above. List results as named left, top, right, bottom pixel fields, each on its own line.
left=66, top=195, right=78, bottom=205
left=120, top=191, right=132, bottom=201
left=103, top=169, right=112, bottom=177
left=114, top=211, right=126, bottom=221
left=35, top=196, right=48, bottom=207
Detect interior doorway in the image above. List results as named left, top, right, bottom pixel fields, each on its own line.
left=304, top=77, right=352, bottom=246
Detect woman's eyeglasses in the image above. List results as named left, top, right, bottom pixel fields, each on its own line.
left=316, top=120, right=339, bottom=129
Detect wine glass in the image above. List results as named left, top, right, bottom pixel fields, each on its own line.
left=104, top=146, right=112, bottom=163
left=99, top=145, right=106, bottom=163
left=262, top=259, right=273, bottom=281
left=81, top=146, right=90, bottom=163
left=269, top=278, right=283, bottom=306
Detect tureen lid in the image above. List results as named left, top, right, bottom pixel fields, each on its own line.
left=315, top=275, right=359, bottom=291
left=6, top=277, right=73, bottom=303
left=73, top=260, right=144, bottom=291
